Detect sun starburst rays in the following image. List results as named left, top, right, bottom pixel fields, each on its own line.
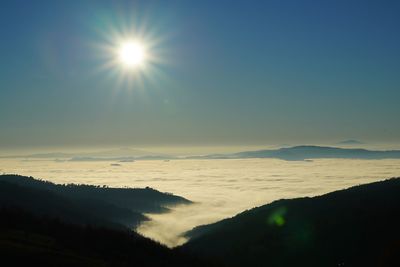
left=92, top=14, right=168, bottom=92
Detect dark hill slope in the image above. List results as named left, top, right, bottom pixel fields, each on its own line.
left=0, top=175, right=223, bottom=266
left=183, top=178, right=400, bottom=267
left=0, top=208, right=221, bottom=267
left=0, top=174, right=191, bottom=228
left=0, top=181, right=144, bottom=229
left=0, top=174, right=190, bottom=214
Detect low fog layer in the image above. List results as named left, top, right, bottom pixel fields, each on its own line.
left=1, top=158, right=399, bottom=247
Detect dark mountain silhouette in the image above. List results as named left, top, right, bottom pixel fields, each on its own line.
left=182, top=178, right=400, bottom=267
left=188, top=145, right=400, bottom=161
left=0, top=208, right=222, bottom=267
left=0, top=181, right=145, bottom=229
left=0, top=174, right=224, bottom=266
left=0, top=175, right=190, bottom=227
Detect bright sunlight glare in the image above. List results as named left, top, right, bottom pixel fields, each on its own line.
left=118, top=41, right=146, bottom=67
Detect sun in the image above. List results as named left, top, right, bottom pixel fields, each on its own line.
left=95, top=22, right=167, bottom=88
left=118, top=41, right=146, bottom=67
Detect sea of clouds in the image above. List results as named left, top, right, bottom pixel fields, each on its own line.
left=1, top=158, right=399, bottom=247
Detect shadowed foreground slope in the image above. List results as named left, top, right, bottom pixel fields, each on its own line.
left=183, top=178, right=400, bottom=267
left=0, top=208, right=221, bottom=267
left=0, top=174, right=222, bottom=266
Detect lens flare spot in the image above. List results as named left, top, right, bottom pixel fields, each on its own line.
left=267, top=207, right=287, bottom=227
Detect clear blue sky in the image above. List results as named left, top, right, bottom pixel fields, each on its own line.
left=1, top=0, right=399, bottom=149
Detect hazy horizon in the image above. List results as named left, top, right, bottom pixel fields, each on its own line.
left=2, top=140, right=400, bottom=158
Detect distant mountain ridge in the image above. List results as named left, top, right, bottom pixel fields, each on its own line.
left=69, top=155, right=175, bottom=162
left=337, top=139, right=364, bottom=145
left=188, top=145, right=400, bottom=161
left=0, top=147, right=174, bottom=161
left=5, top=145, right=400, bottom=162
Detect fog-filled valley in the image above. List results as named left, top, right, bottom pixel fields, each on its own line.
left=182, top=178, right=400, bottom=266
left=2, top=156, right=399, bottom=247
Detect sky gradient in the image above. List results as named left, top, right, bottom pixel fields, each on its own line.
left=1, top=0, right=400, bottom=149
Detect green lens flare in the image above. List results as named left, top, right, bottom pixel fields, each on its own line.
left=267, top=207, right=287, bottom=227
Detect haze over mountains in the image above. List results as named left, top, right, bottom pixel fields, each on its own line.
left=1, top=148, right=175, bottom=162
left=189, top=145, right=400, bottom=161
left=337, top=139, right=365, bottom=145
left=3, top=145, right=400, bottom=162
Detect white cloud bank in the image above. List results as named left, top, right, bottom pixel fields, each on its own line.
left=1, top=158, right=399, bottom=247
